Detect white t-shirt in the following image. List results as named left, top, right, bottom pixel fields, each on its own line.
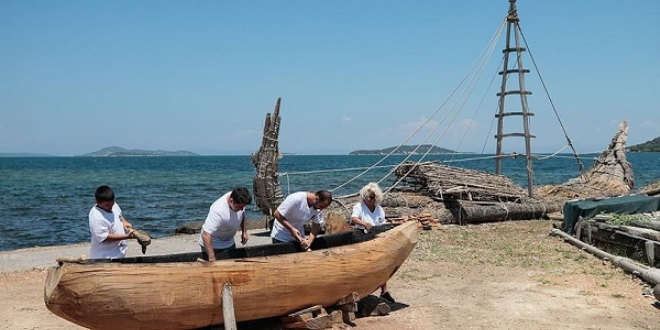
left=199, top=192, right=244, bottom=250
left=89, top=203, right=128, bottom=259
left=351, top=201, right=386, bottom=229
left=270, top=192, right=322, bottom=242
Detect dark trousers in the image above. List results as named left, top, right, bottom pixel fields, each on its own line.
left=200, top=244, right=236, bottom=261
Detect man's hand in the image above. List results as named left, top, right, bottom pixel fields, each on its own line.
left=241, top=231, right=249, bottom=245
left=291, top=228, right=304, bottom=242
left=300, top=239, right=311, bottom=251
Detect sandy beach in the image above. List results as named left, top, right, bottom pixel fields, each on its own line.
left=2, top=222, right=659, bottom=330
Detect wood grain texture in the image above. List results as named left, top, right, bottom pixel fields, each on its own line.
left=44, top=221, right=418, bottom=330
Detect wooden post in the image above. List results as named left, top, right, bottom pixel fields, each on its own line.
left=222, top=283, right=237, bottom=330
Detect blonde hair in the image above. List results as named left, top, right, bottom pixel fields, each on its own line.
left=359, top=182, right=384, bottom=205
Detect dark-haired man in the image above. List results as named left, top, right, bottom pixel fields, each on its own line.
left=270, top=190, right=333, bottom=251
left=89, top=185, right=137, bottom=259
left=199, top=187, right=253, bottom=261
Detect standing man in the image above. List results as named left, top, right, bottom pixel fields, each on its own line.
left=270, top=190, right=333, bottom=251
left=88, top=185, right=136, bottom=259
left=199, top=187, right=253, bottom=261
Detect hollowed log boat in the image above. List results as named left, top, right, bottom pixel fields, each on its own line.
left=44, top=221, right=418, bottom=330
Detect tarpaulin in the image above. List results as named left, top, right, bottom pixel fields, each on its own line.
left=562, top=195, right=660, bottom=234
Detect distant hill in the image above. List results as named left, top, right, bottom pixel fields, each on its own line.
left=79, top=146, right=198, bottom=157
left=349, top=144, right=457, bottom=155
left=0, top=152, right=54, bottom=157
left=628, top=137, right=660, bottom=152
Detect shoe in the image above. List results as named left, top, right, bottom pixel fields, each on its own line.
left=380, top=291, right=395, bottom=303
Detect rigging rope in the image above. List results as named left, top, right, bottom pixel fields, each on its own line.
left=329, top=15, right=510, bottom=195
left=517, top=23, right=586, bottom=175
left=383, top=18, right=508, bottom=194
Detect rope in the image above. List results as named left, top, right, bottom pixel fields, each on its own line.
left=382, top=18, right=508, bottom=195
left=280, top=164, right=396, bottom=176
left=534, top=144, right=569, bottom=160
left=499, top=202, right=510, bottom=221
left=518, top=23, right=585, bottom=175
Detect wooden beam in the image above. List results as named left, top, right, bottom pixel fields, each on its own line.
left=222, top=283, right=236, bottom=330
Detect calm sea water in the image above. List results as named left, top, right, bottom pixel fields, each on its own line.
left=1, top=153, right=659, bottom=251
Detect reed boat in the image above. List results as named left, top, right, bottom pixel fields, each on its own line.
left=44, top=221, right=418, bottom=330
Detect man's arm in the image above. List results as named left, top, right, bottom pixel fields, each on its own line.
left=273, top=209, right=304, bottom=242
left=105, top=230, right=134, bottom=241
left=305, top=222, right=321, bottom=248
left=240, top=215, right=248, bottom=245
left=120, top=215, right=133, bottom=230
left=351, top=216, right=373, bottom=230
left=202, top=231, right=216, bottom=261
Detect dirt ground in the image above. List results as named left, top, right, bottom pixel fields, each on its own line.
left=1, top=220, right=658, bottom=330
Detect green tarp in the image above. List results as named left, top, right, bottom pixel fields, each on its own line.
left=563, top=195, right=660, bottom=234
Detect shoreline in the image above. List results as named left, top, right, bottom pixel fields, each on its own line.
left=0, top=229, right=273, bottom=273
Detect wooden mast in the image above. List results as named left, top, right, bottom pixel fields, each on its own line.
left=495, top=0, right=535, bottom=197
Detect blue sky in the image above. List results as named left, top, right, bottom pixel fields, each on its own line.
left=1, top=0, right=658, bottom=156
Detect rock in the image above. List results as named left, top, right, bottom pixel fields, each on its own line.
left=175, top=221, right=203, bottom=234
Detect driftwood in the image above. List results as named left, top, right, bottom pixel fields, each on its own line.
left=252, top=98, right=284, bottom=218
left=536, top=120, right=634, bottom=200
left=394, top=162, right=527, bottom=202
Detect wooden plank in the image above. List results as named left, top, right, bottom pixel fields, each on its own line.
left=222, top=283, right=236, bottom=330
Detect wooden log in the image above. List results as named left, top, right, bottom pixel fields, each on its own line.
left=629, top=219, right=660, bottom=232
left=618, top=225, right=660, bottom=242
left=222, top=284, right=237, bottom=330
left=550, top=228, right=660, bottom=286
left=641, top=187, right=660, bottom=197
left=581, top=221, right=660, bottom=266
left=458, top=202, right=562, bottom=223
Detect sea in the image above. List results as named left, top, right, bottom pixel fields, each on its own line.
left=1, top=153, right=659, bottom=252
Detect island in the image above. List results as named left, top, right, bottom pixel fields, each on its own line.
left=349, top=144, right=457, bottom=155
left=79, top=146, right=198, bottom=157
left=628, top=137, right=660, bottom=152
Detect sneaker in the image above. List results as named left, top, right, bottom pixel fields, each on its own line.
left=380, top=291, right=395, bottom=303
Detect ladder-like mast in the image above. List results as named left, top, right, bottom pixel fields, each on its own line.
left=495, top=0, right=535, bottom=197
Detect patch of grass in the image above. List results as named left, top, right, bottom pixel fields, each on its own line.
left=409, top=220, right=629, bottom=282
left=605, top=213, right=651, bottom=225
left=611, top=293, right=626, bottom=298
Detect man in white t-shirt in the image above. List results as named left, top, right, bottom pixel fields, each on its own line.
left=270, top=190, right=333, bottom=250
left=199, top=187, right=253, bottom=261
left=88, top=185, right=137, bottom=259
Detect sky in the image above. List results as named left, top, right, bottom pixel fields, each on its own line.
left=1, top=0, right=659, bottom=156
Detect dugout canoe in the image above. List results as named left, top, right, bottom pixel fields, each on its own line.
left=44, top=221, right=418, bottom=330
